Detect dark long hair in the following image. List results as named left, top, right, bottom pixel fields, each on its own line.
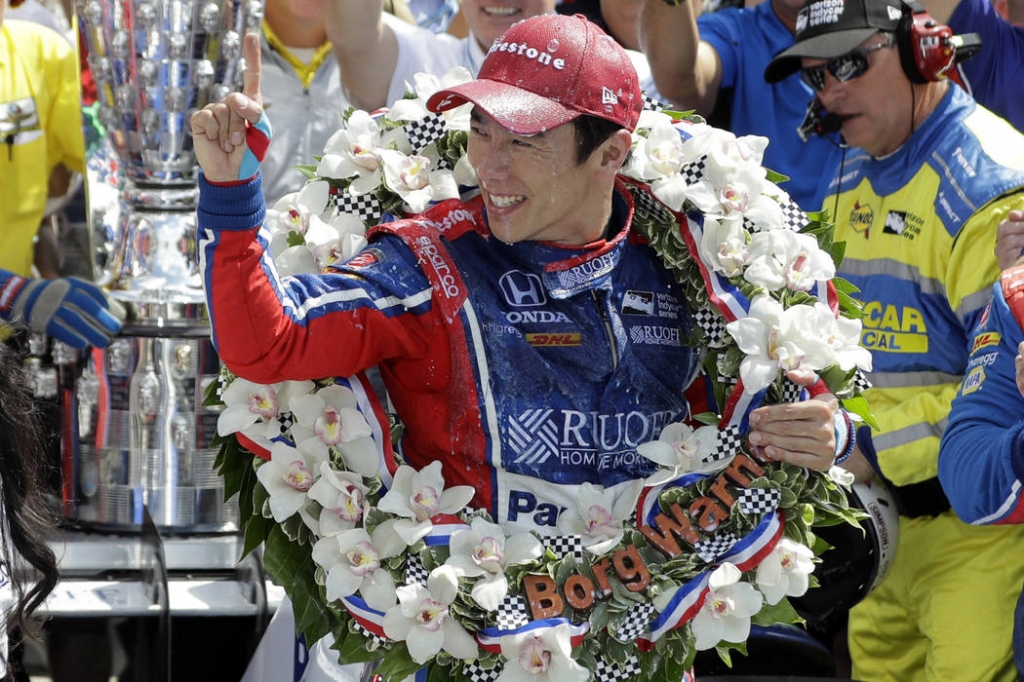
left=0, top=343, right=58, bottom=650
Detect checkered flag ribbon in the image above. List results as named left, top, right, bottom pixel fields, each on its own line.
left=705, top=423, right=742, bottom=465
left=276, top=411, right=295, bottom=436
left=779, top=378, right=804, bottom=404
left=610, top=601, right=655, bottom=643
left=739, top=487, right=782, bottom=515
left=541, top=533, right=584, bottom=563
left=630, top=185, right=675, bottom=226
left=403, top=555, right=429, bottom=586
left=642, top=93, right=668, bottom=112
left=495, top=593, right=530, bottom=631
left=404, top=112, right=448, bottom=153
left=854, top=369, right=872, bottom=392
left=693, top=307, right=728, bottom=347
left=352, top=619, right=389, bottom=647
left=779, top=195, right=810, bottom=232
left=696, top=531, right=739, bottom=562
left=333, top=189, right=383, bottom=226
left=464, top=661, right=503, bottom=682
left=679, top=155, right=707, bottom=186
left=594, top=652, right=643, bottom=682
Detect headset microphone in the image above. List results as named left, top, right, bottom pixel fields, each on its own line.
left=798, top=98, right=843, bottom=141
left=819, top=111, right=842, bottom=135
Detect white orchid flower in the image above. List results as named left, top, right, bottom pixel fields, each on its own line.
left=726, top=296, right=835, bottom=394
left=376, top=461, right=475, bottom=546
left=755, top=538, right=815, bottom=605
left=311, top=527, right=398, bottom=611
left=818, top=306, right=874, bottom=373
left=556, top=481, right=643, bottom=555
left=274, top=245, right=318, bottom=276
left=306, top=212, right=369, bottom=270
left=627, top=111, right=686, bottom=181
left=382, top=565, right=479, bottom=664
left=637, top=422, right=731, bottom=485
left=389, top=67, right=473, bottom=131
left=289, top=385, right=379, bottom=476
left=496, top=622, right=590, bottom=682
left=317, top=111, right=384, bottom=194
left=702, top=130, right=770, bottom=186
left=307, top=462, right=370, bottom=537
left=378, top=149, right=459, bottom=213
left=445, top=518, right=543, bottom=611
left=691, top=562, right=763, bottom=651
left=684, top=167, right=784, bottom=231
left=217, top=378, right=315, bottom=441
left=699, top=216, right=749, bottom=278
left=255, top=438, right=329, bottom=522
left=743, top=230, right=835, bottom=292
left=296, top=179, right=331, bottom=216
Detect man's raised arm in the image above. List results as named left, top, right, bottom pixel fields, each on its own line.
left=325, top=0, right=401, bottom=111
left=640, top=0, right=723, bottom=115
left=190, top=33, right=268, bottom=183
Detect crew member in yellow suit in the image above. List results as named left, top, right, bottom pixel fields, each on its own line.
left=0, top=0, right=84, bottom=278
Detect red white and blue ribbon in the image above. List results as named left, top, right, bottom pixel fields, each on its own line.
left=641, top=571, right=710, bottom=644
left=339, top=594, right=388, bottom=640
left=475, top=618, right=589, bottom=655
left=719, top=509, right=785, bottom=571
left=423, top=513, right=471, bottom=546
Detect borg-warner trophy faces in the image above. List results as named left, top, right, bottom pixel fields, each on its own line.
left=68, top=0, right=263, bottom=530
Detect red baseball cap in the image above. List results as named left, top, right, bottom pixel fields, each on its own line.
left=427, top=13, right=642, bottom=135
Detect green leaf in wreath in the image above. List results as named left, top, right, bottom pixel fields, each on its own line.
left=371, top=642, right=425, bottom=682
left=264, top=525, right=333, bottom=646
left=751, top=597, right=802, bottom=627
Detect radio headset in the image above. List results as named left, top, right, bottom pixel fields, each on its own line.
left=799, top=0, right=982, bottom=142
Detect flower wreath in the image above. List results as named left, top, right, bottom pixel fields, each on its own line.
left=208, top=68, right=876, bottom=682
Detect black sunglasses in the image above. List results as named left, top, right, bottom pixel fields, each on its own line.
left=800, top=36, right=896, bottom=92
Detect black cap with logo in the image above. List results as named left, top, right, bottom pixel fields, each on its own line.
left=764, top=0, right=904, bottom=83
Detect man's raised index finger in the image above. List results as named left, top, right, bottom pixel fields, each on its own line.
left=242, top=32, right=262, bottom=106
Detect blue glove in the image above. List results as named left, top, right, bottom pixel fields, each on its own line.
left=0, top=273, right=123, bottom=349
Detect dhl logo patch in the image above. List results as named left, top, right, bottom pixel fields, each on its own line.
left=526, top=333, right=582, bottom=347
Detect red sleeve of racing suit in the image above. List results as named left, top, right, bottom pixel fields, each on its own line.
left=196, top=173, right=442, bottom=384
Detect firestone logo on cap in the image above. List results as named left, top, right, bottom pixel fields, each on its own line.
left=488, top=38, right=568, bottom=72
left=796, top=0, right=846, bottom=33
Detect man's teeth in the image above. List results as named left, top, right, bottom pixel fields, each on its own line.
left=482, top=6, right=518, bottom=16
left=491, top=194, right=524, bottom=207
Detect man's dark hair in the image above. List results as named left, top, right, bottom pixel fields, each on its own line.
left=572, top=115, right=627, bottom=164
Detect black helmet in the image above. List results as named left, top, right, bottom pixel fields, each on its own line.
left=790, top=480, right=899, bottom=635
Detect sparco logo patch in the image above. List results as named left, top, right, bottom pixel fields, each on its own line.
left=414, top=236, right=461, bottom=298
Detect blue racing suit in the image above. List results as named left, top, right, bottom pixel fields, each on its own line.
left=940, top=264, right=1024, bottom=525
left=940, top=263, right=1024, bottom=677
left=197, top=176, right=703, bottom=535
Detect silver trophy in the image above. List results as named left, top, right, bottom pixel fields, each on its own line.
left=67, top=0, right=263, bottom=531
